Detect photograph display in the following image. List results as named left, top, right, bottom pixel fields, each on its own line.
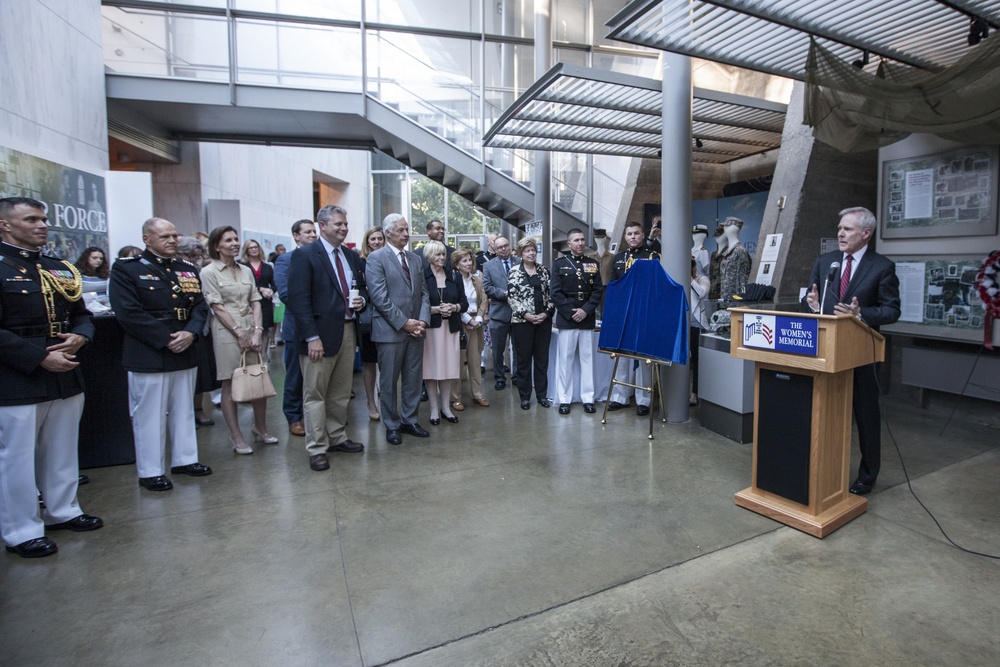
left=890, top=256, right=987, bottom=342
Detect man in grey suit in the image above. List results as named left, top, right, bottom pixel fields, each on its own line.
left=481, top=236, right=519, bottom=389
left=366, top=213, right=432, bottom=445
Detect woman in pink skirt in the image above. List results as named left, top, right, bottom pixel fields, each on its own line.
left=421, top=240, right=468, bottom=425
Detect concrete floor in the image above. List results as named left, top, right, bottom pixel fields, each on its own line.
left=1, top=360, right=998, bottom=667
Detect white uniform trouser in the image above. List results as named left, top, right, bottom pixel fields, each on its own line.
left=556, top=329, right=595, bottom=404
left=0, top=393, right=84, bottom=546
left=128, top=368, right=199, bottom=478
left=610, top=357, right=651, bottom=407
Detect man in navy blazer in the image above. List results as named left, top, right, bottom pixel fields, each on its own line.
left=803, top=206, right=900, bottom=496
left=286, top=205, right=368, bottom=472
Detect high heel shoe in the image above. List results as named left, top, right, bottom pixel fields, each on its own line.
left=251, top=426, right=279, bottom=444
left=429, top=417, right=440, bottom=426
left=369, top=409, right=381, bottom=422
left=231, top=437, right=253, bottom=455
left=443, top=414, right=459, bottom=424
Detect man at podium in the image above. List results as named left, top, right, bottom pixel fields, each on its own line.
left=803, top=207, right=900, bottom=496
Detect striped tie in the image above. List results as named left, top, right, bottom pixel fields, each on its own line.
left=839, top=254, right=853, bottom=301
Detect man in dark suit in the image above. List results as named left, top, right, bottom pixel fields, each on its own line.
left=803, top=206, right=900, bottom=495
left=421, top=219, right=454, bottom=268
left=273, top=219, right=317, bottom=437
left=286, top=206, right=367, bottom=472
left=365, top=213, right=431, bottom=446
left=0, top=197, right=102, bottom=558
left=482, top=236, right=519, bottom=389
left=110, top=217, right=212, bottom=492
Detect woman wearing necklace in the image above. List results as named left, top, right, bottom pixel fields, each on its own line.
left=508, top=236, right=554, bottom=410
left=449, top=248, right=489, bottom=411
left=239, top=239, right=276, bottom=354
left=421, top=240, right=468, bottom=425
left=201, top=226, right=276, bottom=454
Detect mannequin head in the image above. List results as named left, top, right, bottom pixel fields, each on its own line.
left=714, top=225, right=728, bottom=253
left=692, top=224, right=708, bottom=249
left=722, top=216, right=743, bottom=245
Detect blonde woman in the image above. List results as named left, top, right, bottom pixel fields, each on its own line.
left=449, top=247, right=489, bottom=410
left=421, top=240, right=468, bottom=425
left=358, top=226, right=386, bottom=420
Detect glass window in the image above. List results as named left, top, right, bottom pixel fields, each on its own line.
left=484, top=0, right=533, bottom=39
left=410, top=174, right=445, bottom=232
left=235, top=19, right=362, bottom=91
left=553, top=0, right=588, bottom=44
left=365, top=0, right=480, bottom=33
left=234, top=0, right=361, bottom=21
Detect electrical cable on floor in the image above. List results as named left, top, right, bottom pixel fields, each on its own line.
left=864, top=320, right=1000, bottom=560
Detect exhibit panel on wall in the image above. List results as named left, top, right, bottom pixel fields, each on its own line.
left=0, top=146, right=109, bottom=261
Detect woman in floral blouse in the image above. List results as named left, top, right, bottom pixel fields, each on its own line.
left=507, top=236, right=555, bottom=410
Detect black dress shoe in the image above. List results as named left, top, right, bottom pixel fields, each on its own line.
left=583, top=403, right=596, bottom=414
left=494, top=380, right=506, bottom=390
left=400, top=423, right=430, bottom=437
left=328, top=439, right=364, bottom=453
left=138, top=475, right=173, bottom=491
left=386, top=429, right=402, bottom=445
left=429, top=418, right=440, bottom=426
left=636, top=405, right=650, bottom=416
left=443, top=414, right=459, bottom=424
left=512, top=377, right=519, bottom=386
left=849, top=479, right=874, bottom=496
left=503, top=365, right=510, bottom=373
left=78, top=474, right=90, bottom=485
left=46, top=514, right=104, bottom=532
left=420, top=387, right=429, bottom=402
left=559, top=403, right=571, bottom=414
left=5, top=537, right=57, bottom=559
left=170, top=463, right=213, bottom=476
left=310, top=453, right=330, bottom=471
left=521, top=399, right=531, bottom=410
left=538, top=399, right=551, bottom=408
left=607, top=401, right=628, bottom=412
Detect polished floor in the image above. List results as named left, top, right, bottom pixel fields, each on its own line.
left=1, top=357, right=998, bottom=666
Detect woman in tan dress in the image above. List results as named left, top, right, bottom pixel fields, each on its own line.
left=421, top=241, right=468, bottom=425
left=449, top=248, right=489, bottom=411
left=201, top=226, right=276, bottom=454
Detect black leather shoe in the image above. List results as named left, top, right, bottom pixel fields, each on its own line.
left=138, top=475, right=173, bottom=492
left=170, top=463, right=213, bottom=477
left=46, top=514, right=104, bottom=532
left=512, top=377, right=519, bottom=386
left=310, top=454, right=330, bottom=471
left=636, top=405, right=650, bottom=416
left=386, top=429, right=402, bottom=445
left=328, top=439, right=364, bottom=453
left=520, top=399, right=531, bottom=410
left=5, top=537, right=57, bottom=559
left=400, top=423, right=430, bottom=437
left=607, top=401, right=628, bottom=412
left=538, top=399, right=551, bottom=408
left=78, top=474, right=90, bottom=485
left=849, top=479, right=874, bottom=496
left=420, top=387, right=429, bottom=402
left=429, top=418, right=440, bottom=426
left=584, top=403, right=596, bottom=413
left=559, top=403, right=571, bottom=414
left=494, top=380, right=506, bottom=390
left=443, top=414, right=458, bottom=424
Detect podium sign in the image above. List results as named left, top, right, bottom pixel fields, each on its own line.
left=729, top=308, right=884, bottom=538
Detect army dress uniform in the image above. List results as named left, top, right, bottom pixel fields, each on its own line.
left=550, top=252, right=604, bottom=409
left=608, top=247, right=660, bottom=413
left=109, top=251, right=209, bottom=484
left=0, top=243, right=96, bottom=550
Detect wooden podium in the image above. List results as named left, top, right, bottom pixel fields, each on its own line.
left=728, top=307, right=885, bottom=538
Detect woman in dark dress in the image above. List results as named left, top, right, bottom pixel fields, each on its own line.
left=507, top=236, right=554, bottom=410
left=240, top=239, right=277, bottom=354
left=358, top=227, right=385, bottom=421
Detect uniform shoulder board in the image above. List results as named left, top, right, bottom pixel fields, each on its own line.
left=120, top=255, right=141, bottom=261
left=175, top=258, right=198, bottom=269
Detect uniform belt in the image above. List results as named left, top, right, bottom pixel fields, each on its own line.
left=574, top=292, right=591, bottom=301
left=6, top=321, right=72, bottom=337
left=150, top=308, right=190, bottom=321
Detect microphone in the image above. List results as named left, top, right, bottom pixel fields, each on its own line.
left=820, top=261, right=840, bottom=314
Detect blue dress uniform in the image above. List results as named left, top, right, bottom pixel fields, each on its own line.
left=109, top=250, right=210, bottom=489
left=550, top=252, right=604, bottom=411
left=608, top=247, right=660, bottom=413
left=0, top=243, right=100, bottom=556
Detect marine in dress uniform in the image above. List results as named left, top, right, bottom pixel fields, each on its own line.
left=109, top=218, right=211, bottom=492
left=0, top=197, right=103, bottom=559
left=606, top=221, right=660, bottom=416
left=550, top=229, right=604, bottom=414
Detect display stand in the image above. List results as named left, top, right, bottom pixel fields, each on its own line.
left=729, top=307, right=885, bottom=538
left=599, top=351, right=669, bottom=439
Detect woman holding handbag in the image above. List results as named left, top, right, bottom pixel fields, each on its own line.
left=201, top=226, right=277, bottom=455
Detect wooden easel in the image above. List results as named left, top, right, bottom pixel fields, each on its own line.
left=599, top=350, right=670, bottom=439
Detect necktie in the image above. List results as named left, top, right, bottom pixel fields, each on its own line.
left=399, top=251, right=411, bottom=286
left=503, top=259, right=510, bottom=275
left=839, top=254, right=853, bottom=301
left=333, top=248, right=351, bottom=313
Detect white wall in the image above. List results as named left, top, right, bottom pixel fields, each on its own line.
left=105, top=170, right=153, bottom=254
left=0, top=0, right=107, bottom=173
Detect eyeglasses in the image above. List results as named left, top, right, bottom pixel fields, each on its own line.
left=495, top=244, right=510, bottom=250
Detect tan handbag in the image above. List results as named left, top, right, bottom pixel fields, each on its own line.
left=230, top=350, right=276, bottom=402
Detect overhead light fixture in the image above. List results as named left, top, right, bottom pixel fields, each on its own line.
left=695, top=138, right=704, bottom=149
left=852, top=50, right=870, bottom=69
left=969, top=18, right=989, bottom=46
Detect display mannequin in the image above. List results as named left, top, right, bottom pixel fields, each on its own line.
left=691, top=224, right=709, bottom=280
left=719, top=217, right=751, bottom=300
left=709, top=225, right=727, bottom=300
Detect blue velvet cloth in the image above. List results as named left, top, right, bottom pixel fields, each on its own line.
left=598, top=259, right=689, bottom=364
